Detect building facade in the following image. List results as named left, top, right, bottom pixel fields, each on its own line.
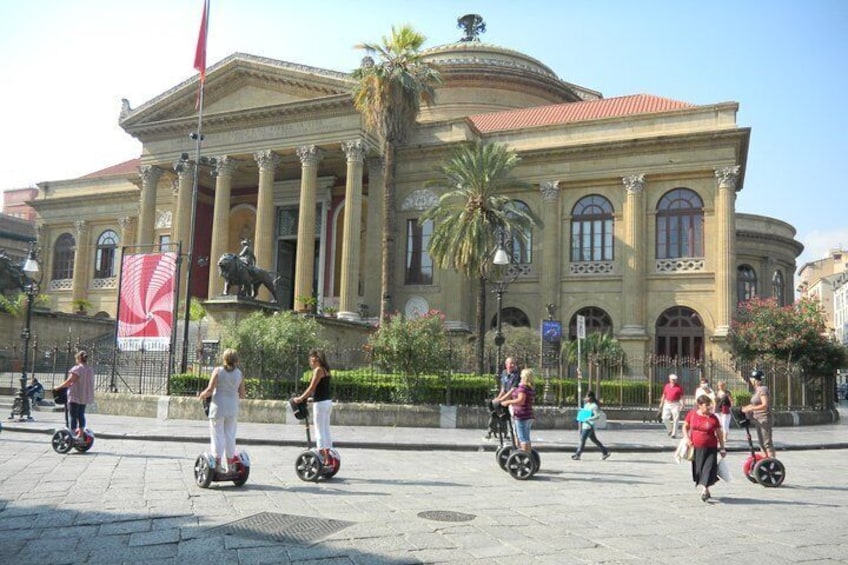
left=26, top=39, right=803, bottom=361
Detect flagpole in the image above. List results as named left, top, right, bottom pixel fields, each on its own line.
left=180, top=0, right=209, bottom=374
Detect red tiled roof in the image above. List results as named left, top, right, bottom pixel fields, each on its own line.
left=80, top=158, right=141, bottom=179
left=468, top=94, right=695, bottom=133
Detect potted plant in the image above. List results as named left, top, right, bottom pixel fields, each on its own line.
left=71, top=298, right=93, bottom=315
left=296, top=294, right=318, bottom=314
left=321, top=304, right=338, bottom=318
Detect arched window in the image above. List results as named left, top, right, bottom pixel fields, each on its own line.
left=506, top=200, right=533, bottom=264
left=568, top=307, right=613, bottom=340
left=52, top=233, right=75, bottom=280
left=772, top=270, right=786, bottom=306
left=737, top=265, right=757, bottom=304
left=489, top=307, right=530, bottom=329
left=405, top=219, right=433, bottom=285
left=655, top=306, right=704, bottom=360
left=94, top=230, right=119, bottom=279
left=571, top=195, right=614, bottom=262
left=656, top=188, right=704, bottom=259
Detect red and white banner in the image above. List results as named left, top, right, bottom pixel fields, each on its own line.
left=117, top=252, right=177, bottom=351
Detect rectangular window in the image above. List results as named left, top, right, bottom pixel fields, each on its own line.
left=405, top=219, right=433, bottom=285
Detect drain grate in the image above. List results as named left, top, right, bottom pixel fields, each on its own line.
left=206, top=512, right=353, bottom=545
left=417, top=510, right=476, bottom=523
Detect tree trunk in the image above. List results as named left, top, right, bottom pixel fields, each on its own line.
left=380, top=140, right=396, bottom=324
left=476, top=274, right=486, bottom=377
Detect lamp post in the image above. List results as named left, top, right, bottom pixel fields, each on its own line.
left=13, top=244, right=40, bottom=421
left=491, top=242, right=517, bottom=377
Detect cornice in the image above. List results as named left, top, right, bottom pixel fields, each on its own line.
left=736, top=229, right=804, bottom=254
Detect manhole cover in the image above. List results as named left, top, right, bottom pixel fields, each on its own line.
left=206, top=512, right=353, bottom=545
left=417, top=510, right=476, bottom=523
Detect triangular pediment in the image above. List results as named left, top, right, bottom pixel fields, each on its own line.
left=120, top=53, right=354, bottom=132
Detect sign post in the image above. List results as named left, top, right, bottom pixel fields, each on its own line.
left=576, top=314, right=586, bottom=407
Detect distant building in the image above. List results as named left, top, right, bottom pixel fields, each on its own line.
left=797, top=249, right=848, bottom=333
left=3, top=187, right=38, bottom=221
left=26, top=33, right=803, bottom=360
left=834, top=273, right=848, bottom=346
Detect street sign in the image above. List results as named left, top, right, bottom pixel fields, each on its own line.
left=540, top=320, right=561, bottom=369
left=577, top=314, right=586, bottom=340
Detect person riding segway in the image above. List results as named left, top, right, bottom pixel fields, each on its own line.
left=735, top=369, right=785, bottom=487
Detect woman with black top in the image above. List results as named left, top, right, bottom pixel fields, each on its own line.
left=294, top=349, right=334, bottom=464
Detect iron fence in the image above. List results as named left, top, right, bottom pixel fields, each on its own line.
left=0, top=338, right=835, bottom=411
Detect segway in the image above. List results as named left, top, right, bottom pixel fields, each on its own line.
left=193, top=398, right=251, bottom=488
left=733, top=409, right=785, bottom=487
left=490, top=400, right=540, bottom=480
left=291, top=399, right=340, bottom=482
left=50, top=388, right=94, bottom=454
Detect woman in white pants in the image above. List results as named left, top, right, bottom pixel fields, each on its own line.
left=294, top=349, right=334, bottom=464
left=199, top=348, right=245, bottom=469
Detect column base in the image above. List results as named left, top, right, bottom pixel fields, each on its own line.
left=337, top=311, right=361, bottom=322
left=713, top=325, right=730, bottom=338
left=618, top=325, right=648, bottom=337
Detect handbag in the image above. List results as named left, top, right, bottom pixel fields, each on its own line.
left=717, top=455, right=733, bottom=482
left=595, top=410, right=608, bottom=430
left=52, top=388, right=67, bottom=406
left=674, top=437, right=694, bottom=463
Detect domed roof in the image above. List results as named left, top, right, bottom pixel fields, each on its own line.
left=421, top=41, right=601, bottom=104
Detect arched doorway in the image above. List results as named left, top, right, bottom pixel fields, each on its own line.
left=655, top=306, right=704, bottom=360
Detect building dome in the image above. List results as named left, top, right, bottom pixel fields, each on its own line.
left=419, top=42, right=601, bottom=121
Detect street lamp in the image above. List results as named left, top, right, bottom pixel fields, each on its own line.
left=11, top=244, right=40, bottom=421
left=491, top=239, right=518, bottom=378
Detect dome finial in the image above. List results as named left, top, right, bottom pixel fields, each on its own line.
left=457, top=14, right=486, bottom=42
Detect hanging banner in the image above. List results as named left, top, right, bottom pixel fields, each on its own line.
left=541, top=320, right=562, bottom=369
left=117, top=252, right=178, bottom=351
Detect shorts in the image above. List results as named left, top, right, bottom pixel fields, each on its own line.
left=514, top=418, right=533, bottom=444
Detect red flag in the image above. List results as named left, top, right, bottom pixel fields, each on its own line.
left=193, top=0, right=209, bottom=83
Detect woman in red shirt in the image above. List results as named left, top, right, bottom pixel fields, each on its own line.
left=682, top=395, right=726, bottom=501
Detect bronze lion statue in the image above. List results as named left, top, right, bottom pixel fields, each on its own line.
left=217, top=252, right=280, bottom=303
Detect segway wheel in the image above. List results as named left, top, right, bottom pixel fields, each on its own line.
left=194, top=455, right=214, bottom=488
left=743, top=454, right=763, bottom=484
left=52, top=429, right=73, bottom=454
left=73, top=432, right=95, bottom=453
left=531, top=448, right=541, bottom=471
left=232, top=464, right=250, bottom=487
left=505, top=450, right=536, bottom=480
left=496, top=445, right=516, bottom=470
left=753, top=457, right=786, bottom=488
left=295, top=451, right=321, bottom=482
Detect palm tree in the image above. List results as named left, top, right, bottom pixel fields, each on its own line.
left=422, top=140, right=542, bottom=376
left=351, top=25, right=442, bottom=323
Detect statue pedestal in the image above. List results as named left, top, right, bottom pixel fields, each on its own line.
left=203, top=295, right=280, bottom=338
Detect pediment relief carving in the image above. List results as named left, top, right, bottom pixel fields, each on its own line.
left=120, top=53, right=353, bottom=129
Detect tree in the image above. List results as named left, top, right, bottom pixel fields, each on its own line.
left=729, top=296, right=848, bottom=377
left=421, top=140, right=542, bottom=376
left=352, top=25, right=442, bottom=324
left=563, top=332, right=626, bottom=367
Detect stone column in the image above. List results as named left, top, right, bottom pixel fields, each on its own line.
left=713, top=166, right=740, bottom=337
left=253, top=150, right=281, bottom=301
left=116, top=216, right=133, bottom=281
left=620, top=174, right=647, bottom=336
left=207, top=156, right=238, bottom=298
left=539, top=181, right=561, bottom=320
left=172, top=161, right=194, bottom=300
left=338, top=140, right=367, bottom=320
left=137, top=165, right=163, bottom=246
left=363, top=157, right=384, bottom=318
left=293, top=145, right=323, bottom=310
left=71, top=220, right=89, bottom=305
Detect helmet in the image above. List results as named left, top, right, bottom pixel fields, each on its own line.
left=750, top=369, right=765, bottom=381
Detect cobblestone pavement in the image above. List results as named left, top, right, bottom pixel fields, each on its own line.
left=1, top=422, right=846, bottom=564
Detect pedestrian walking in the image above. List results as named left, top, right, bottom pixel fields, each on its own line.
left=199, top=348, right=246, bottom=469
left=682, top=394, right=726, bottom=501
left=572, top=390, right=610, bottom=460
left=53, top=350, right=95, bottom=437
left=659, top=374, right=685, bottom=438
left=715, top=381, right=733, bottom=441
left=294, top=349, right=335, bottom=465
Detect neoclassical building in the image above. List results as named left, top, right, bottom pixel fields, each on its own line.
left=27, top=36, right=803, bottom=361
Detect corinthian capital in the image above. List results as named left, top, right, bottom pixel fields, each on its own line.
left=342, top=139, right=368, bottom=163
left=253, top=150, right=281, bottom=173
left=714, top=166, right=741, bottom=189
left=213, top=156, right=238, bottom=178
left=622, top=174, right=645, bottom=194
left=173, top=159, right=195, bottom=181
left=539, top=180, right=560, bottom=201
left=296, top=145, right=324, bottom=166
left=138, top=165, right=164, bottom=186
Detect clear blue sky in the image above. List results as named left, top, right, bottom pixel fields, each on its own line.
left=1, top=0, right=845, bottom=269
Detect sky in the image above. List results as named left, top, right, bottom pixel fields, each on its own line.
left=0, top=0, right=846, bottom=270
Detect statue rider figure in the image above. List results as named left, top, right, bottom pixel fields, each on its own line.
left=238, top=238, right=256, bottom=269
